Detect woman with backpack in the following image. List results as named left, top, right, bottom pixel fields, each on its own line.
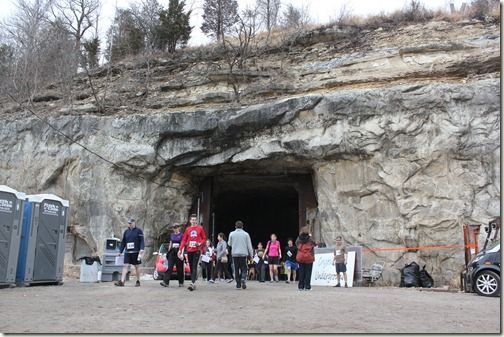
left=264, top=233, right=282, bottom=282
left=295, top=226, right=316, bottom=291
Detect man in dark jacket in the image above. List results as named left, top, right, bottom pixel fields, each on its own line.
left=115, top=218, right=145, bottom=287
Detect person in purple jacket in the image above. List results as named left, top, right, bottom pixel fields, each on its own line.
left=160, top=223, right=185, bottom=288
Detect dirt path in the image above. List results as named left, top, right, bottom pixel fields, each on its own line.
left=0, top=278, right=500, bottom=333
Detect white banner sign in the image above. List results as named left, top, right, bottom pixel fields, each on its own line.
left=311, top=251, right=355, bottom=287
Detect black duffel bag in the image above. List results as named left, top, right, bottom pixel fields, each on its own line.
left=419, top=265, right=434, bottom=288
left=400, top=261, right=420, bottom=287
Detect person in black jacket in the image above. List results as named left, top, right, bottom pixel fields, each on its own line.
left=115, top=218, right=145, bottom=287
left=284, top=238, right=298, bottom=283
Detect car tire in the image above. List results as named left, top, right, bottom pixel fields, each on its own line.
left=153, top=269, right=163, bottom=280
left=474, top=270, right=500, bottom=297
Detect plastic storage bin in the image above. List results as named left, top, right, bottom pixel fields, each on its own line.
left=79, top=256, right=102, bottom=283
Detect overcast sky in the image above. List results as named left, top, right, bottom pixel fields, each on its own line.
left=0, top=0, right=461, bottom=47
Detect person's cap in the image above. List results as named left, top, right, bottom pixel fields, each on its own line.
left=172, top=223, right=180, bottom=228
left=128, top=218, right=136, bottom=224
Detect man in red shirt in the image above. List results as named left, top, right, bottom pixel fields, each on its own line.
left=178, top=214, right=207, bottom=291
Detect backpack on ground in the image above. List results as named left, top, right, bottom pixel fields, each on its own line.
left=296, top=241, right=315, bottom=264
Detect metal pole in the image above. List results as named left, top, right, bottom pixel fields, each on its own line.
left=212, top=212, right=215, bottom=243
left=197, top=197, right=200, bottom=223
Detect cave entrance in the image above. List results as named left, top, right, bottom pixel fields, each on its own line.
left=192, top=174, right=318, bottom=247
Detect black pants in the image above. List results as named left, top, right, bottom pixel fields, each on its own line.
left=202, top=261, right=214, bottom=281
left=163, top=249, right=184, bottom=285
left=298, top=263, right=313, bottom=290
left=187, top=251, right=201, bottom=284
left=257, top=259, right=266, bottom=281
left=233, top=256, right=248, bottom=287
left=214, top=259, right=232, bottom=280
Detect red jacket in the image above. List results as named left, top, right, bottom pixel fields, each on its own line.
left=179, top=225, right=207, bottom=253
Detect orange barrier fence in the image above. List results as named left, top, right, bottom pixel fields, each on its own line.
left=363, top=244, right=477, bottom=253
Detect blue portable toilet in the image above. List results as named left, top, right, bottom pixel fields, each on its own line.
left=16, top=194, right=69, bottom=286
left=0, top=185, right=25, bottom=287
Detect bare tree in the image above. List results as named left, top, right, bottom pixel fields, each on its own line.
left=221, top=6, right=259, bottom=102
left=2, top=0, right=55, bottom=100
left=281, top=3, right=310, bottom=29
left=129, top=0, right=162, bottom=96
left=256, top=0, right=280, bottom=42
left=130, top=0, right=162, bottom=51
left=332, top=2, right=353, bottom=25
left=50, top=0, right=100, bottom=54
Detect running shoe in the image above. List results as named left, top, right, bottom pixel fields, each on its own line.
left=188, top=283, right=194, bottom=291
left=114, top=281, right=124, bottom=287
left=135, top=280, right=140, bottom=287
left=160, top=282, right=168, bottom=287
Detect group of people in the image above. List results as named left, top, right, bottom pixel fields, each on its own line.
left=114, top=214, right=349, bottom=291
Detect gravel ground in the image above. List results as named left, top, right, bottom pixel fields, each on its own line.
left=0, top=278, right=500, bottom=334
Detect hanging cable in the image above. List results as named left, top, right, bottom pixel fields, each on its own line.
left=8, top=94, right=185, bottom=192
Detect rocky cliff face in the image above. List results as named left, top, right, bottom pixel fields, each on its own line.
left=0, top=20, right=499, bottom=286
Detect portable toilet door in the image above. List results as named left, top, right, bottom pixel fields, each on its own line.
left=0, top=185, right=25, bottom=287
left=24, top=194, right=69, bottom=284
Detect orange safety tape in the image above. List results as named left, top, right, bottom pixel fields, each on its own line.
left=363, top=243, right=477, bottom=253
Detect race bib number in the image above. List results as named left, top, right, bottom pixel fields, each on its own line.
left=126, top=242, right=135, bottom=249
left=336, top=250, right=341, bottom=255
left=189, top=241, right=197, bottom=248
left=172, top=243, right=180, bottom=248
left=287, top=251, right=292, bottom=257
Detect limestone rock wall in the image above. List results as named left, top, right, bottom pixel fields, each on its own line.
left=1, top=78, right=499, bottom=286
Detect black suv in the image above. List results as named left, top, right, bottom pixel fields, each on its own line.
left=464, top=243, right=500, bottom=297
